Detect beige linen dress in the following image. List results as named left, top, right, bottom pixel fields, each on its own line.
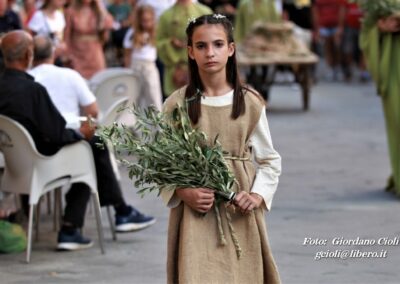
left=162, top=88, right=281, bottom=284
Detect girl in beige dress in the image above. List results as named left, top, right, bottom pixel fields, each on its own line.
left=162, top=14, right=282, bottom=284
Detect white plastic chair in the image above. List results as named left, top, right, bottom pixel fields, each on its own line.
left=89, top=68, right=141, bottom=127
left=98, top=97, right=130, bottom=127
left=96, top=97, right=130, bottom=241
left=90, top=68, right=141, bottom=241
left=0, top=115, right=105, bottom=263
left=0, top=152, right=4, bottom=168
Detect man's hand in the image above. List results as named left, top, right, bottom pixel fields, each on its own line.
left=175, top=188, right=215, bottom=213
left=79, top=117, right=96, bottom=140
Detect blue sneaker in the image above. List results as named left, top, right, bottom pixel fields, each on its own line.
left=57, top=230, right=93, bottom=251
left=115, top=206, right=156, bottom=233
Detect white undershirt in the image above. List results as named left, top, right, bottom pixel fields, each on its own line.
left=165, top=90, right=281, bottom=211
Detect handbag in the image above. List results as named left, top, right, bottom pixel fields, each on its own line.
left=0, top=220, right=27, bottom=253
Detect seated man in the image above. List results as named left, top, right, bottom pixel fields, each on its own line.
left=0, top=31, right=155, bottom=251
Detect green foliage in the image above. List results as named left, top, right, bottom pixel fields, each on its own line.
left=98, top=104, right=236, bottom=203
left=351, top=0, right=400, bottom=26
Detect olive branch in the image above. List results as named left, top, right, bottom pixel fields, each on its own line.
left=98, top=103, right=236, bottom=203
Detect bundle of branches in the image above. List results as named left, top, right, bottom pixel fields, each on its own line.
left=99, top=104, right=243, bottom=257
left=352, top=0, right=400, bottom=26
left=98, top=103, right=237, bottom=203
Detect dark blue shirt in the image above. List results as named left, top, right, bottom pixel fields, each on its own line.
left=0, top=10, right=22, bottom=72
left=0, top=10, right=21, bottom=34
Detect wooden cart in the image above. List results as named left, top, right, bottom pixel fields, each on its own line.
left=237, top=49, right=319, bottom=110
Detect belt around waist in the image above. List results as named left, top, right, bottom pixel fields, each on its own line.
left=74, top=35, right=99, bottom=41
left=224, top=155, right=251, bottom=161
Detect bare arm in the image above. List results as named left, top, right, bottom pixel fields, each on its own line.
left=81, top=101, right=99, bottom=118
left=79, top=102, right=98, bottom=140
left=124, top=48, right=132, bottom=67
left=336, top=4, right=346, bottom=44
left=311, top=4, right=320, bottom=42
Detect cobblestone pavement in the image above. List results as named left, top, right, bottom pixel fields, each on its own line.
left=1, top=79, right=399, bottom=284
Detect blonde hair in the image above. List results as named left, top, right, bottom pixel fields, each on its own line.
left=132, top=5, right=155, bottom=49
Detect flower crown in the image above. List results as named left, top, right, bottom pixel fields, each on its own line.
left=187, top=14, right=227, bottom=27
left=213, top=14, right=226, bottom=20
left=187, top=16, right=196, bottom=26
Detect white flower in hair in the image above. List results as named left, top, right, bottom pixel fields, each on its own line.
left=213, top=14, right=226, bottom=19
left=187, top=17, right=196, bottom=25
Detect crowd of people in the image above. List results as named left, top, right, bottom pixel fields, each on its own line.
left=0, top=30, right=157, bottom=251
left=1, top=0, right=399, bottom=282
left=1, top=0, right=371, bottom=89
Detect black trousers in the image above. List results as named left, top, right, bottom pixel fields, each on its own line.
left=62, top=136, right=125, bottom=228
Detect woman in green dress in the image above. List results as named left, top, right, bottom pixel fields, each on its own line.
left=360, top=4, right=400, bottom=195
left=234, top=0, right=281, bottom=43
left=156, top=0, right=212, bottom=96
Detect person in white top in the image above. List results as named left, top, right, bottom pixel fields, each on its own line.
left=29, top=38, right=97, bottom=127
left=123, top=4, right=162, bottom=110
left=27, top=0, right=67, bottom=64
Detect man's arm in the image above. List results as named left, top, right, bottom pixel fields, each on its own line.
left=81, top=102, right=99, bottom=119
left=33, top=84, right=84, bottom=146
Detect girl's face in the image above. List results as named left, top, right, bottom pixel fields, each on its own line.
left=140, top=10, right=155, bottom=31
left=188, top=24, right=234, bottom=76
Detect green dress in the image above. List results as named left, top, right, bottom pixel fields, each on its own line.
left=360, top=11, right=400, bottom=195
left=156, top=3, right=212, bottom=96
left=234, top=0, right=281, bottom=43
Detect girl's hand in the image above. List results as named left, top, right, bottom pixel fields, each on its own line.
left=234, top=192, right=263, bottom=214
left=175, top=188, right=215, bottom=213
